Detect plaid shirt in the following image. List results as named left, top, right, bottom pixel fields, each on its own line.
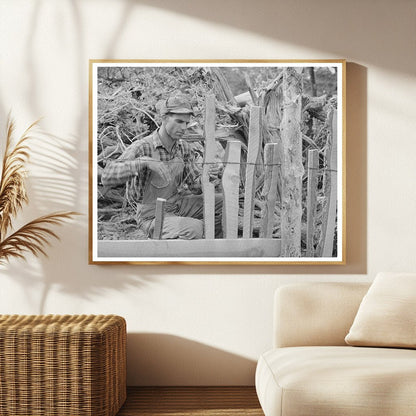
left=101, top=130, right=202, bottom=202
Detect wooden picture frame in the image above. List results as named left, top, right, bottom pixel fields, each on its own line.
left=89, top=60, right=346, bottom=264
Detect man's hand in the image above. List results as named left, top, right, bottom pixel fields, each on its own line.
left=141, top=157, right=170, bottom=187
left=208, top=163, right=223, bottom=181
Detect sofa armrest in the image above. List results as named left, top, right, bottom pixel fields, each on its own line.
left=273, top=282, right=370, bottom=348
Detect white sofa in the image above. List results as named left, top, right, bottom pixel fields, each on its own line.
left=255, top=282, right=416, bottom=416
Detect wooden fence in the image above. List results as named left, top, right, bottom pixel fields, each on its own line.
left=98, top=92, right=337, bottom=259
left=152, top=93, right=337, bottom=258
left=151, top=94, right=282, bottom=257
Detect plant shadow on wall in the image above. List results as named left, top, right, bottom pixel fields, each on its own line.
left=136, top=0, right=413, bottom=76
left=17, top=0, right=92, bottom=222
left=0, top=119, right=153, bottom=314
left=0, top=1, right=158, bottom=313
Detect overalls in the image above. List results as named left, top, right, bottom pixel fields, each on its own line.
left=138, top=149, right=204, bottom=240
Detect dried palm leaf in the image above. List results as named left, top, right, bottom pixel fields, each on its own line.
left=0, top=117, right=39, bottom=239
left=0, top=211, right=78, bottom=264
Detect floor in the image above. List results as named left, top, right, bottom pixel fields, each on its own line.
left=116, top=386, right=264, bottom=416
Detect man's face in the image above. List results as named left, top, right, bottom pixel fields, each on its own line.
left=164, top=113, right=191, bottom=140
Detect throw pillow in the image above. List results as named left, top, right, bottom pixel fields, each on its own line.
left=345, top=272, right=416, bottom=348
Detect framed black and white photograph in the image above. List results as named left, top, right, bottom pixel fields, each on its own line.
left=89, top=60, right=345, bottom=264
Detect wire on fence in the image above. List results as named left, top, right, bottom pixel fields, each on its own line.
left=104, top=159, right=338, bottom=172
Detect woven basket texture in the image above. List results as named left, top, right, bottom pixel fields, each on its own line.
left=0, top=314, right=126, bottom=416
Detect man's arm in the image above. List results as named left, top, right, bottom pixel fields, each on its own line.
left=102, top=155, right=169, bottom=187
left=101, top=158, right=143, bottom=186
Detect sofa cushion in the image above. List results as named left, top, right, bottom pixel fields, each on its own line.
left=345, top=272, right=416, bottom=348
left=274, top=283, right=370, bottom=348
left=256, top=346, right=416, bottom=416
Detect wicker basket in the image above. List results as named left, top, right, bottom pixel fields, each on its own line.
left=0, top=314, right=126, bottom=416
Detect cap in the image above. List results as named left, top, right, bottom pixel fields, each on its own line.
left=157, top=93, right=194, bottom=116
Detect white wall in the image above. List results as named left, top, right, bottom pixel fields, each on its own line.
left=0, top=0, right=415, bottom=385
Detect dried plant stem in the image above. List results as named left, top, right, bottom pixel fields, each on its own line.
left=0, top=118, right=35, bottom=240
left=0, top=212, right=78, bottom=264
left=0, top=115, right=79, bottom=264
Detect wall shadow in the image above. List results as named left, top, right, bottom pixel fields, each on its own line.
left=0, top=251, right=158, bottom=315
left=135, top=0, right=414, bottom=77
left=127, top=333, right=257, bottom=386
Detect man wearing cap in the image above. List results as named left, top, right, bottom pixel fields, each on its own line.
left=101, top=93, right=222, bottom=239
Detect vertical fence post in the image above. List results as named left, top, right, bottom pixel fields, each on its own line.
left=261, top=143, right=280, bottom=238
left=202, top=94, right=217, bottom=239
left=322, top=108, right=338, bottom=257
left=243, top=106, right=262, bottom=238
left=306, top=149, right=319, bottom=256
left=280, top=68, right=303, bottom=257
left=222, top=141, right=242, bottom=239
left=153, top=198, right=166, bottom=240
